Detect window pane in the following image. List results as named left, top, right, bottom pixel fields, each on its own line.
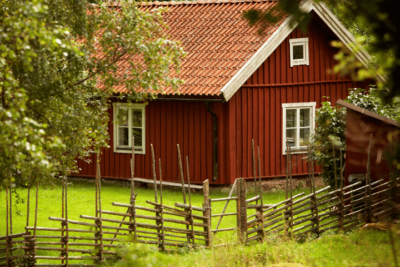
left=118, top=127, right=129, bottom=146
left=300, top=128, right=311, bottom=146
left=286, top=129, right=296, bottom=147
left=132, top=109, right=142, bottom=127
left=133, top=128, right=142, bottom=147
left=293, top=45, right=304, bottom=60
left=117, top=108, right=128, bottom=126
left=286, top=109, right=296, bottom=128
left=300, top=108, right=310, bottom=127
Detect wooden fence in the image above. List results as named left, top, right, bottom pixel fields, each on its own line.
left=208, top=139, right=399, bottom=243
left=1, top=139, right=399, bottom=266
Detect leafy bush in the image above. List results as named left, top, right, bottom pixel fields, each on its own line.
left=311, top=87, right=398, bottom=188
left=346, top=87, right=399, bottom=120
left=312, top=98, right=346, bottom=188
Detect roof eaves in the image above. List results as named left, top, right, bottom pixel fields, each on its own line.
left=337, top=99, right=400, bottom=128
left=219, top=9, right=301, bottom=101
left=311, top=2, right=386, bottom=84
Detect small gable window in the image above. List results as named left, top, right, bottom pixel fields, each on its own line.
left=282, top=102, right=316, bottom=154
left=289, top=38, right=309, bottom=67
left=113, top=102, right=146, bottom=154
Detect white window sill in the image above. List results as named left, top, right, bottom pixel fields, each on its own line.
left=292, top=61, right=308, bottom=66
left=283, top=148, right=308, bottom=155
left=114, top=148, right=145, bottom=155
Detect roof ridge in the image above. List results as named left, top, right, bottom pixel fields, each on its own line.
left=109, top=0, right=277, bottom=7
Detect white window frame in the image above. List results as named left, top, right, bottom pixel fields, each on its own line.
left=289, top=38, right=309, bottom=67
left=113, top=102, right=146, bottom=154
left=282, top=102, right=316, bottom=155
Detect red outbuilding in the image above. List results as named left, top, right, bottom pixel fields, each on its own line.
left=337, top=100, right=400, bottom=185
left=76, top=0, right=376, bottom=185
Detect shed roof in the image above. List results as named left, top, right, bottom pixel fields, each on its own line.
left=337, top=99, right=400, bottom=128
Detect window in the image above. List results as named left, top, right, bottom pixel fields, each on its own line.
left=289, top=38, right=309, bottom=67
left=113, top=103, right=146, bottom=154
left=282, top=102, right=316, bottom=154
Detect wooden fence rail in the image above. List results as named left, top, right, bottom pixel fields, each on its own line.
left=2, top=139, right=400, bottom=266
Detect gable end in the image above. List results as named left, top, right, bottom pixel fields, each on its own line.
left=220, top=1, right=383, bottom=102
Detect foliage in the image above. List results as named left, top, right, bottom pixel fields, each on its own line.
left=311, top=98, right=346, bottom=188
left=326, top=1, right=373, bottom=45
left=311, top=87, right=398, bottom=187
left=346, top=87, right=399, bottom=121
left=0, top=0, right=185, bottom=189
left=242, top=0, right=311, bottom=35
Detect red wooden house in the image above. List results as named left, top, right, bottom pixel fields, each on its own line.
left=76, top=0, right=375, bottom=185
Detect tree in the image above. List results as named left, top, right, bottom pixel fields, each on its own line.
left=0, top=0, right=185, bottom=189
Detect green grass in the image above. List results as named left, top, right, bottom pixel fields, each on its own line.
left=0, top=177, right=303, bottom=239
left=1, top=178, right=400, bottom=267
left=115, top=227, right=400, bottom=267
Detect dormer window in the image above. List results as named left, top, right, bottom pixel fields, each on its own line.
left=289, top=38, right=309, bottom=67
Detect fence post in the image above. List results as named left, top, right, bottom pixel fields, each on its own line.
left=365, top=134, right=373, bottom=223
left=5, top=187, right=10, bottom=267
left=336, top=189, right=344, bottom=231
left=339, top=149, right=344, bottom=231
left=129, top=197, right=137, bottom=240
left=130, top=141, right=137, bottom=240
left=256, top=206, right=264, bottom=241
left=159, top=158, right=165, bottom=252
left=257, top=146, right=264, bottom=242
left=96, top=159, right=103, bottom=263
left=203, top=179, right=211, bottom=247
left=236, top=178, right=247, bottom=243
left=311, top=193, right=320, bottom=236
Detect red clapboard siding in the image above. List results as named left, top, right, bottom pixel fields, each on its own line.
left=234, top=19, right=369, bottom=181
left=75, top=100, right=226, bottom=184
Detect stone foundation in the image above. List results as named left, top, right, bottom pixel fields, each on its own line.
left=246, top=176, right=325, bottom=193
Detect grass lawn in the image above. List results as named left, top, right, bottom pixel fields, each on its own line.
left=1, top=177, right=399, bottom=266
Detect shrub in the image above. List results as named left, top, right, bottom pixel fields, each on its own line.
left=311, top=98, right=346, bottom=188
left=346, top=87, right=398, bottom=120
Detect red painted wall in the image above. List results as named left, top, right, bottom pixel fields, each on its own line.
left=76, top=100, right=237, bottom=185
left=225, top=16, right=368, bottom=183
left=75, top=16, right=370, bottom=184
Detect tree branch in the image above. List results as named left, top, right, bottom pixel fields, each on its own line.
left=1, top=80, right=9, bottom=109
left=26, top=103, right=52, bottom=127
left=73, top=50, right=127, bottom=87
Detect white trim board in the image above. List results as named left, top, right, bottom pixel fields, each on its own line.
left=219, top=0, right=382, bottom=101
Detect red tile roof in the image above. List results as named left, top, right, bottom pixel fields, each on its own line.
left=108, top=0, right=286, bottom=96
